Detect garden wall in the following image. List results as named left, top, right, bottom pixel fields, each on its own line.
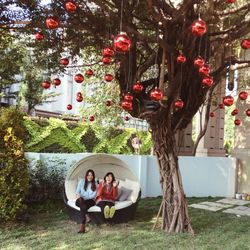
left=26, top=153, right=237, bottom=198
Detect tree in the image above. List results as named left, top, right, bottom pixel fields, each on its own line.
left=1, top=0, right=250, bottom=233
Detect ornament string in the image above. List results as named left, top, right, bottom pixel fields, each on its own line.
left=120, top=0, right=124, bottom=32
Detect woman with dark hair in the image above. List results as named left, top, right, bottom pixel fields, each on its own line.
left=75, top=169, right=97, bottom=233
left=96, top=172, right=118, bottom=220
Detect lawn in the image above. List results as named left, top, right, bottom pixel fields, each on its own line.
left=0, top=197, right=250, bottom=250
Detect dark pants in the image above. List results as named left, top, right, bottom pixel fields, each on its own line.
left=75, top=197, right=95, bottom=224
left=96, top=201, right=115, bottom=216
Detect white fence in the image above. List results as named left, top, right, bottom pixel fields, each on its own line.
left=26, top=153, right=237, bottom=198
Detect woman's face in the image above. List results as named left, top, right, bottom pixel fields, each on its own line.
left=87, top=172, right=94, bottom=182
left=105, top=174, right=113, bottom=184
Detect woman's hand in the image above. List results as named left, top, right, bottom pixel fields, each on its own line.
left=113, top=181, right=118, bottom=187
left=99, top=179, right=105, bottom=187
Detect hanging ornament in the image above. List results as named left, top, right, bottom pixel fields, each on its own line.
left=41, top=80, right=51, bottom=89
left=239, top=91, right=248, bottom=100
left=114, top=32, right=132, bottom=53
left=223, top=95, right=234, bottom=106
left=35, top=32, right=44, bottom=41
left=231, top=108, right=239, bottom=116
left=105, top=100, right=112, bottom=106
left=124, top=116, right=130, bottom=121
left=133, top=82, right=144, bottom=93
left=85, top=69, right=94, bottom=77
left=227, top=0, right=236, bottom=3
left=45, top=17, right=59, bottom=29
left=241, top=39, right=250, bottom=49
left=219, top=103, right=224, bottom=109
left=76, top=95, right=83, bottom=102
left=102, top=47, right=115, bottom=57
left=149, top=88, right=163, bottom=101
left=199, top=64, right=210, bottom=76
left=67, top=104, right=73, bottom=110
left=74, top=73, right=84, bottom=83
left=174, top=99, right=184, bottom=109
left=194, top=56, right=205, bottom=68
left=246, top=109, right=250, bottom=117
left=65, top=1, right=77, bottom=12
left=191, top=19, right=207, bottom=36
left=124, top=92, right=134, bottom=102
left=102, top=57, right=112, bottom=64
left=104, top=74, right=113, bottom=82
left=202, top=76, right=213, bottom=87
left=176, top=54, right=186, bottom=64
left=60, top=58, right=69, bottom=66
left=121, top=100, right=133, bottom=111
left=76, top=92, right=82, bottom=96
left=89, top=115, right=95, bottom=122
left=53, top=78, right=61, bottom=86
left=210, top=112, right=215, bottom=117
left=234, top=119, right=241, bottom=126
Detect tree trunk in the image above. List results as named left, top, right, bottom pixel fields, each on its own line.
left=151, top=123, right=193, bottom=233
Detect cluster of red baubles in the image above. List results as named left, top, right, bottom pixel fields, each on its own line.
left=41, top=78, right=62, bottom=89
left=121, top=92, right=134, bottom=111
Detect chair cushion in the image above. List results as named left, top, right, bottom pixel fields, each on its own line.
left=118, top=187, right=133, bottom=201
left=125, top=179, right=140, bottom=203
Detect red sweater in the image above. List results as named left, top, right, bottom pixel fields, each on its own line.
left=96, top=183, right=118, bottom=203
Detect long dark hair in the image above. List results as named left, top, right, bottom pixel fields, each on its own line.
left=104, top=172, right=116, bottom=185
left=84, top=169, right=96, bottom=191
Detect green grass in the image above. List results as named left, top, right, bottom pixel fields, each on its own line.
left=0, top=197, right=250, bottom=250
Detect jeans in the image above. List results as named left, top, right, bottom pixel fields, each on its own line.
left=75, top=197, right=95, bottom=224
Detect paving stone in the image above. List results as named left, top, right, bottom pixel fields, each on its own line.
left=216, top=198, right=250, bottom=206
left=189, top=204, right=223, bottom=212
left=200, top=201, right=233, bottom=208
left=223, top=206, right=250, bottom=216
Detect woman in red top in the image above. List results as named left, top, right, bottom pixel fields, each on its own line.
left=96, top=172, right=118, bottom=219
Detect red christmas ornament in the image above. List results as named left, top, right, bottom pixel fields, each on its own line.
left=102, top=57, right=112, bottom=64
left=89, top=115, right=95, bottom=122
left=67, top=104, right=72, bottom=110
left=45, top=17, right=59, bottom=29
left=174, top=99, right=184, bottom=109
left=231, top=108, right=239, bottom=116
left=219, top=103, right=224, bottom=109
left=104, top=74, right=113, bottom=82
left=102, top=47, right=115, bottom=57
left=124, top=92, right=134, bottom=102
left=227, top=0, right=236, bottom=3
left=35, top=32, right=44, bottom=41
left=199, top=64, right=210, bottom=76
left=76, top=92, right=82, bottom=96
left=53, top=78, right=61, bottom=86
left=76, top=95, right=83, bottom=102
left=223, top=95, right=234, bottom=106
left=210, top=112, right=215, bottom=117
left=105, top=100, right=112, bottom=106
left=191, top=19, right=207, bottom=36
left=176, top=54, right=186, bottom=64
left=41, top=80, right=51, bottom=89
left=194, top=56, right=205, bottom=68
left=85, top=69, right=94, bottom=77
left=121, top=100, right=133, bottom=111
left=150, top=88, right=163, bottom=101
left=202, top=76, right=213, bottom=87
left=241, top=39, right=250, bottom=49
left=246, top=109, right=250, bottom=117
left=114, top=32, right=132, bottom=53
left=133, top=82, right=144, bottom=93
left=60, top=58, right=69, bottom=66
left=74, top=73, right=84, bottom=83
left=65, top=1, right=77, bottom=12
left=239, top=91, right=248, bottom=100
left=234, top=119, right=241, bottom=126
left=124, top=116, right=130, bottom=121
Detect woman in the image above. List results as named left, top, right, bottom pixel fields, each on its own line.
left=96, top=172, right=118, bottom=220
left=75, top=169, right=97, bottom=233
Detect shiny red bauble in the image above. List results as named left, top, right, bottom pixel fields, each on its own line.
left=35, top=32, right=44, bottom=41
left=74, top=73, right=84, bottom=83
left=85, top=69, right=94, bottom=77
left=194, top=56, right=205, bottom=68
left=102, top=57, right=112, bottom=64
left=223, top=95, right=234, bottom=106
left=41, top=80, right=51, bottom=89
left=89, top=115, right=95, bottom=122
left=53, top=78, right=61, bottom=86
left=60, top=58, right=69, bottom=66
left=210, top=112, right=215, bottom=117
left=67, top=104, right=72, bottom=110
left=199, top=64, right=210, bottom=76
left=150, top=88, right=163, bottom=101
left=105, top=100, right=112, bottom=106
left=241, top=39, right=250, bottom=49
left=239, top=91, right=248, bottom=100
left=45, top=17, right=59, bottom=29
left=133, top=82, right=144, bottom=93
left=124, top=116, right=130, bottom=121
left=114, top=32, right=132, bottom=53
left=246, top=109, right=250, bottom=117
left=102, top=47, right=115, bottom=57
left=121, top=100, right=133, bottom=111
left=65, top=1, right=77, bottom=12
left=202, top=76, right=213, bottom=87
left=191, top=19, right=207, bottom=36
left=104, top=74, right=113, bottom=82
left=124, top=92, right=134, bottom=102
left=234, top=119, right=241, bottom=126
left=219, top=103, right=224, bottom=109
left=176, top=54, right=186, bottom=64
left=174, top=99, right=184, bottom=109
left=76, top=95, right=83, bottom=102
left=227, top=0, right=236, bottom=3
left=231, top=108, right=239, bottom=116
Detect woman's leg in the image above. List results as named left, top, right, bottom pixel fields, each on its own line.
left=96, top=201, right=110, bottom=219
left=75, top=197, right=88, bottom=233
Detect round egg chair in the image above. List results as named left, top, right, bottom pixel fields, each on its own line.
left=63, top=154, right=141, bottom=224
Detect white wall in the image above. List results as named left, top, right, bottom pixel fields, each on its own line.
left=25, top=153, right=237, bottom=198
